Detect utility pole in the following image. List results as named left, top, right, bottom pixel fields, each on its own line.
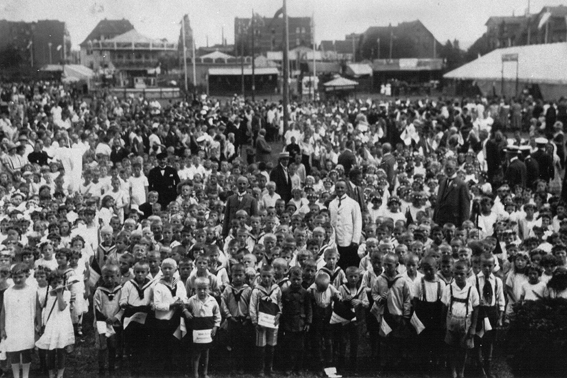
left=251, top=10, right=256, bottom=101
left=240, top=21, right=245, bottom=97
left=312, top=13, right=316, bottom=101
left=192, top=35, right=197, bottom=95
left=389, top=31, right=393, bottom=60
left=282, top=0, right=290, bottom=133
left=182, top=15, right=188, bottom=92
left=48, top=42, right=52, bottom=64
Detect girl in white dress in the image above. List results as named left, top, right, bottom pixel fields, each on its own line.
left=36, top=271, right=75, bottom=378
left=0, top=263, right=40, bottom=378
left=69, top=250, right=89, bottom=336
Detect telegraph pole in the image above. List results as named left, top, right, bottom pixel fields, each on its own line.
left=282, top=0, right=290, bottom=132
left=251, top=10, right=256, bottom=101
left=182, top=15, right=188, bottom=92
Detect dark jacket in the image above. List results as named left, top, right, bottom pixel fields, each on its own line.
left=222, top=193, right=258, bottom=237
left=270, top=164, right=292, bottom=203
left=505, top=158, right=527, bottom=190
left=433, top=177, right=471, bottom=227
left=148, top=166, right=180, bottom=207
left=255, top=136, right=272, bottom=163
left=532, top=149, right=554, bottom=182
left=281, top=285, right=312, bottom=332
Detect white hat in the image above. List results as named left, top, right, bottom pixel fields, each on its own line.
left=535, top=137, right=548, bottom=145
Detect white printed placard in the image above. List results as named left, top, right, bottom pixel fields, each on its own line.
left=258, top=312, right=277, bottom=329
left=192, top=329, right=212, bottom=344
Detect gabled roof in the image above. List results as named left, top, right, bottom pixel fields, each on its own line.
left=540, top=5, right=567, bottom=18
left=347, top=63, right=373, bottom=77
left=485, top=16, right=526, bottom=26
left=444, top=42, right=567, bottom=85
left=199, top=50, right=235, bottom=60
left=80, top=19, right=134, bottom=47
left=320, top=41, right=334, bottom=51
left=106, top=29, right=158, bottom=44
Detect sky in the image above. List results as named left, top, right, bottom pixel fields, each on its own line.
left=2, top=0, right=566, bottom=50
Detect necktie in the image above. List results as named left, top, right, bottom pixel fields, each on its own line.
left=338, top=196, right=343, bottom=208
left=483, top=278, right=493, bottom=305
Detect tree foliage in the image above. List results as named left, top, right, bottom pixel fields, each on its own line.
left=0, top=44, right=25, bottom=69
left=507, top=298, right=567, bottom=376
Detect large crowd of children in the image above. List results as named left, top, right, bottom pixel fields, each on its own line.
left=0, top=81, right=567, bottom=378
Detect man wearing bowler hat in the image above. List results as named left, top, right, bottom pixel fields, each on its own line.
left=269, top=151, right=292, bottom=203
left=148, top=152, right=180, bottom=208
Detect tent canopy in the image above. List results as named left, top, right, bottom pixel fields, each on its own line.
left=324, top=76, right=359, bottom=87
left=346, top=63, right=373, bottom=77
left=199, top=51, right=235, bottom=60
left=40, top=64, right=94, bottom=82
left=323, top=76, right=359, bottom=92
left=444, top=42, right=567, bottom=85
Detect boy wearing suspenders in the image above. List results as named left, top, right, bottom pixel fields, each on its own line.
left=442, top=260, right=479, bottom=378
left=469, top=253, right=505, bottom=378
left=413, top=256, right=446, bottom=371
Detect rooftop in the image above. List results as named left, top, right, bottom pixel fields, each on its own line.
left=80, top=18, right=134, bottom=47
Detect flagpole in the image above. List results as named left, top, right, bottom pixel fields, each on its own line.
left=251, top=9, right=256, bottom=101
left=182, top=15, right=188, bottom=93
left=312, top=12, right=316, bottom=101
left=240, top=20, right=245, bottom=98
left=192, top=36, right=197, bottom=95
left=282, top=0, right=289, bottom=133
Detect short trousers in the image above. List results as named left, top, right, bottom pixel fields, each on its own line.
left=255, top=326, right=278, bottom=347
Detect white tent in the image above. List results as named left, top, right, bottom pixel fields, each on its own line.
left=199, top=50, right=235, bottom=62
left=323, top=76, right=359, bottom=91
left=444, top=42, right=567, bottom=99
left=40, top=64, right=94, bottom=84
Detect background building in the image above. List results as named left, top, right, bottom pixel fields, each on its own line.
left=79, top=18, right=134, bottom=70
left=358, top=20, right=441, bottom=61
left=234, top=15, right=312, bottom=55
left=80, top=19, right=176, bottom=88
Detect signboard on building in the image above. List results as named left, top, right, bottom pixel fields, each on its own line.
left=502, top=53, right=519, bottom=62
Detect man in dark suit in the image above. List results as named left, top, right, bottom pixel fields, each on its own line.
left=148, top=152, right=181, bottom=208
left=504, top=145, right=527, bottom=190
left=380, top=142, right=397, bottom=189
left=337, top=140, right=357, bottom=176
left=433, top=160, right=471, bottom=227
left=345, top=167, right=366, bottom=212
left=532, top=138, right=554, bottom=183
left=269, top=152, right=292, bottom=203
left=222, top=176, right=258, bottom=237
left=520, top=145, right=539, bottom=190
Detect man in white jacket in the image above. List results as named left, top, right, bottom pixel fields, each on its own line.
left=329, top=180, right=362, bottom=269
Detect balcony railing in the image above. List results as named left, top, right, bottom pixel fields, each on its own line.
left=90, top=40, right=176, bottom=51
